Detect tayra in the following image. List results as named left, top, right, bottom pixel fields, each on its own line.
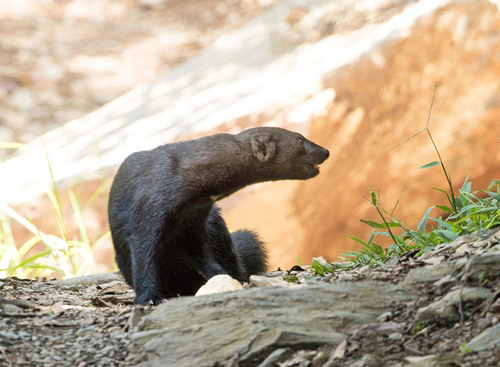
left=108, top=127, right=329, bottom=305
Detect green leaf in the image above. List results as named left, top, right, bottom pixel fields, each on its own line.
left=436, top=205, right=453, bottom=213
left=487, top=179, right=500, bottom=192
left=460, top=176, right=472, bottom=194
left=433, top=230, right=459, bottom=242
left=385, top=222, right=402, bottom=228
left=488, top=192, right=500, bottom=204
left=360, top=219, right=385, bottom=229
left=348, top=236, right=370, bottom=247
left=311, top=259, right=334, bottom=276
left=370, top=191, right=377, bottom=206
left=433, top=187, right=448, bottom=194
left=311, top=261, right=324, bottom=276
left=417, top=206, right=434, bottom=232
left=419, top=161, right=440, bottom=169
left=460, top=341, right=472, bottom=355
left=12, top=249, right=54, bottom=271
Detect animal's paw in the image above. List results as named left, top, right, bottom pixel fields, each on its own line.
left=134, top=291, right=164, bottom=306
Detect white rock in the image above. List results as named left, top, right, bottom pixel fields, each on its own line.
left=195, top=275, right=243, bottom=296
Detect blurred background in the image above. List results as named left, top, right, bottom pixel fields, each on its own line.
left=0, top=0, right=499, bottom=278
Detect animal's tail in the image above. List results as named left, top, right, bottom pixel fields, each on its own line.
left=231, top=229, right=268, bottom=280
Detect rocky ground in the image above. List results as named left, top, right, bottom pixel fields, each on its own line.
left=1, top=228, right=499, bottom=367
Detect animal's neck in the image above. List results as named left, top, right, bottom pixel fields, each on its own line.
left=178, top=136, right=265, bottom=202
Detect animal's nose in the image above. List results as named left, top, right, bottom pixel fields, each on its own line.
left=322, top=148, right=330, bottom=160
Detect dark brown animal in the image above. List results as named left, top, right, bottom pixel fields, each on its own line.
left=108, top=127, right=329, bottom=305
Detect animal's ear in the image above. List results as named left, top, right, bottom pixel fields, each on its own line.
left=250, top=132, right=276, bottom=162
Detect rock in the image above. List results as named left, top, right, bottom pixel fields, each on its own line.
left=347, top=321, right=405, bottom=336
left=477, top=317, right=494, bottom=330
left=1, top=303, right=24, bottom=314
left=0, top=330, right=24, bottom=343
left=466, top=323, right=500, bottom=352
left=257, top=348, right=292, bottom=367
left=382, top=256, right=399, bottom=269
left=47, top=273, right=122, bottom=289
left=433, top=275, right=455, bottom=288
left=463, top=252, right=500, bottom=282
left=491, top=298, right=500, bottom=313
left=388, top=332, right=403, bottom=340
left=455, top=243, right=471, bottom=256
left=131, top=281, right=415, bottom=367
left=275, top=350, right=317, bottom=367
left=405, top=354, right=461, bottom=367
left=250, top=275, right=302, bottom=288
left=0, top=298, right=37, bottom=310
left=347, top=354, right=378, bottom=367
left=329, top=339, right=347, bottom=361
left=422, top=256, right=444, bottom=265
left=377, top=311, right=393, bottom=322
left=312, top=351, right=328, bottom=367
left=416, top=287, right=493, bottom=324
left=404, top=262, right=461, bottom=284
left=128, top=307, right=154, bottom=331
left=195, top=275, right=243, bottom=296
left=97, top=280, right=130, bottom=295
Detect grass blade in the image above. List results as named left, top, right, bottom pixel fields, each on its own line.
left=419, top=161, right=440, bottom=169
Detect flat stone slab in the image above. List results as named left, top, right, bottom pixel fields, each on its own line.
left=46, top=272, right=122, bottom=289
left=131, top=281, right=415, bottom=367
left=466, top=323, right=500, bottom=352
left=404, top=261, right=463, bottom=284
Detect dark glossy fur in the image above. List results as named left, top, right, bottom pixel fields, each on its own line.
left=108, top=127, right=329, bottom=305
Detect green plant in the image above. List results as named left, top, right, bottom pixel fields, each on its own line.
left=283, top=275, right=299, bottom=283
left=311, top=257, right=334, bottom=276
left=0, top=142, right=111, bottom=279
left=341, top=86, right=499, bottom=268
left=410, top=322, right=426, bottom=335
left=343, top=177, right=499, bottom=267
left=460, top=341, right=472, bottom=355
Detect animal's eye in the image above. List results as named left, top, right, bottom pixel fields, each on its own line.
left=297, top=137, right=304, bottom=145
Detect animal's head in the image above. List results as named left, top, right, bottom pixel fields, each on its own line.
left=239, top=127, right=329, bottom=180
